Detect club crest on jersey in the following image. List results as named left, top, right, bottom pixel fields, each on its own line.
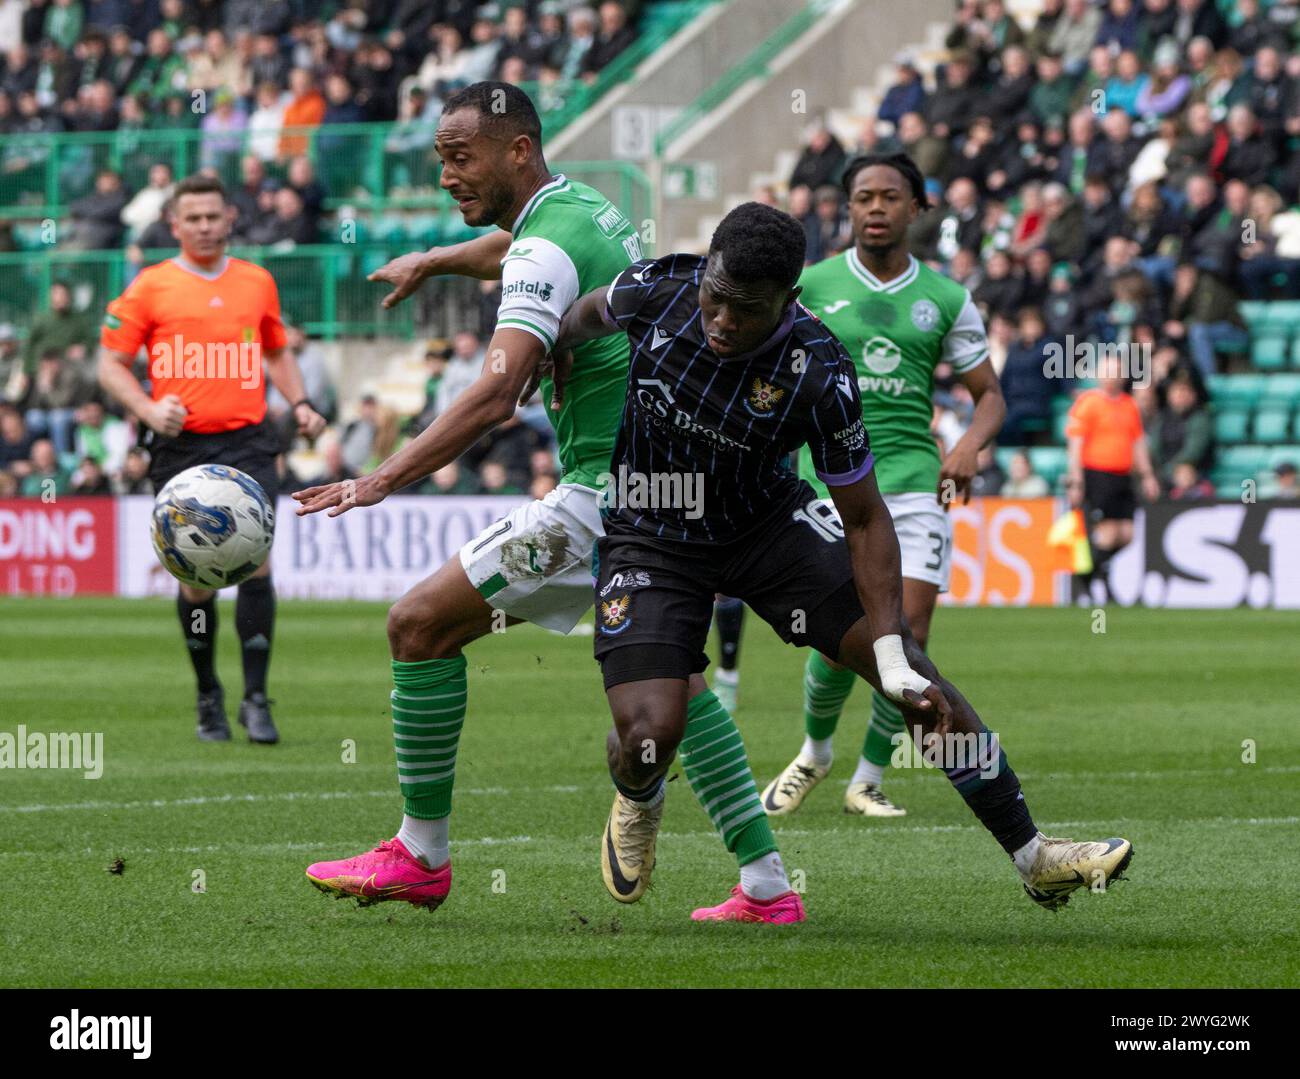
left=599, top=594, right=632, bottom=634
left=863, top=336, right=902, bottom=374
left=744, top=378, right=785, bottom=417
left=910, top=299, right=940, bottom=332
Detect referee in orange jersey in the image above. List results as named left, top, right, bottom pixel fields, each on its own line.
left=1065, top=352, right=1160, bottom=605
left=97, top=173, right=326, bottom=744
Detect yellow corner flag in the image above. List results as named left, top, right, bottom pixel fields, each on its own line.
left=1048, top=508, right=1093, bottom=575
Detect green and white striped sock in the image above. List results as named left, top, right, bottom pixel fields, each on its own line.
left=391, top=656, right=468, bottom=821
left=861, top=689, right=907, bottom=781
left=679, top=689, right=777, bottom=868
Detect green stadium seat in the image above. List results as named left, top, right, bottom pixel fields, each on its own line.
left=1260, top=372, right=1300, bottom=404
left=1290, top=335, right=1300, bottom=369
left=1028, top=446, right=1069, bottom=488
left=994, top=447, right=1018, bottom=476
left=1209, top=373, right=1267, bottom=407
left=1251, top=335, right=1288, bottom=371
left=1214, top=406, right=1251, bottom=443
left=1221, top=445, right=1272, bottom=477
left=1253, top=406, right=1292, bottom=442
left=1268, top=446, right=1300, bottom=470
left=1262, top=300, right=1300, bottom=328
left=1238, top=300, right=1270, bottom=330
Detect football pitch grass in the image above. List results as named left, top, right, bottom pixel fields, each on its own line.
left=2, top=598, right=1297, bottom=988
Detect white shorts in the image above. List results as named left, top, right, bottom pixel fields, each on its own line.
left=816, top=491, right=952, bottom=592
left=459, top=482, right=602, bottom=632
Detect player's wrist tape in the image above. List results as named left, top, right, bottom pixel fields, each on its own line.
left=873, top=634, right=931, bottom=702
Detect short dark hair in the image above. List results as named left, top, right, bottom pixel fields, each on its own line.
left=441, top=81, right=543, bottom=146
left=841, top=152, right=927, bottom=205
left=708, top=202, right=805, bottom=289
left=172, top=173, right=227, bottom=203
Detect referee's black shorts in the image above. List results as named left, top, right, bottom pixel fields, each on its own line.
left=147, top=415, right=283, bottom=502
left=593, top=483, right=865, bottom=689
left=1083, top=467, right=1136, bottom=523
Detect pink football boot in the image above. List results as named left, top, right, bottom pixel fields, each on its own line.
left=690, top=885, right=806, bottom=924
left=306, top=838, right=451, bottom=910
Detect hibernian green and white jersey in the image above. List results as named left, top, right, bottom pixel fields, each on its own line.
left=797, top=249, right=989, bottom=496
left=495, top=174, right=642, bottom=490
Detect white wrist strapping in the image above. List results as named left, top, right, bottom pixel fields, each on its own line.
left=873, top=634, right=931, bottom=703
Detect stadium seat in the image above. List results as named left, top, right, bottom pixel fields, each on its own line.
left=1209, top=374, right=1267, bottom=407
left=1253, top=406, right=1292, bottom=442
left=1238, top=301, right=1269, bottom=330
left=1214, top=406, right=1251, bottom=444
left=1221, top=445, right=1272, bottom=477
left=1260, top=373, right=1300, bottom=406
left=1250, top=335, right=1289, bottom=371
left=1027, top=446, right=1068, bottom=489
left=1290, top=335, right=1300, bottom=370
left=1268, top=446, right=1300, bottom=470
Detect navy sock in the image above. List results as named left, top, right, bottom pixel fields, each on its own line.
left=177, top=592, right=218, bottom=694
left=612, top=773, right=665, bottom=802
left=235, top=575, right=274, bottom=698
left=714, top=596, right=745, bottom=671
left=944, top=733, right=1037, bottom=855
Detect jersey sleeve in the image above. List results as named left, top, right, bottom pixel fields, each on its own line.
left=603, top=255, right=673, bottom=329
left=806, top=358, right=874, bottom=487
left=100, top=273, right=154, bottom=357
left=1064, top=393, right=1094, bottom=440
left=941, top=291, right=990, bottom=373
left=259, top=272, right=288, bottom=351
left=494, top=236, right=581, bottom=352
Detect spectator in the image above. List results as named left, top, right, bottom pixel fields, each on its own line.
left=73, top=398, right=128, bottom=473
left=999, top=307, right=1057, bottom=445
left=896, top=111, right=948, bottom=181
left=67, top=167, right=128, bottom=249
left=879, top=56, right=925, bottom=129
left=1167, top=461, right=1214, bottom=499
left=112, top=444, right=152, bottom=494
left=0, top=323, right=22, bottom=398
left=530, top=472, right=557, bottom=500
left=1104, top=49, right=1150, bottom=119
left=552, top=7, right=595, bottom=83
left=971, top=444, right=1005, bottom=496
left=24, top=282, right=96, bottom=369
left=1170, top=0, right=1227, bottom=52
left=268, top=325, right=333, bottom=422
left=1048, top=0, right=1101, bottom=78
left=120, top=160, right=173, bottom=241
left=1147, top=370, right=1213, bottom=490
left=1136, top=0, right=1179, bottom=60
left=1240, top=45, right=1288, bottom=144
left=187, top=28, right=245, bottom=96
left=1080, top=174, right=1125, bottom=271
left=583, top=0, right=635, bottom=80
left=1041, top=182, right=1086, bottom=262
left=1030, top=52, right=1074, bottom=136
left=806, top=185, right=850, bottom=264
left=229, top=153, right=267, bottom=238
left=70, top=454, right=112, bottom=494
left=480, top=460, right=523, bottom=496
left=973, top=249, right=1024, bottom=319
left=1097, top=0, right=1142, bottom=53
left=19, top=436, right=70, bottom=496
left=248, top=32, right=286, bottom=89
left=22, top=348, right=88, bottom=453
left=0, top=470, right=17, bottom=497
left=1266, top=462, right=1298, bottom=500
left=105, top=26, right=141, bottom=95
left=436, top=331, right=485, bottom=416
left=428, top=460, right=480, bottom=496
left=1164, top=261, right=1247, bottom=377
left=246, top=185, right=315, bottom=245
left=790, top=122, right=846, bottom=193
left=246, top=79, right=286, bottom=162
left=198, top=88, right=246, bottom=173
left=1238, top=185, right=1300, bottom=300
left=1026, top=0, right=1064, bottom=56
left=947, top=113, right=998, bottom=190
left=43, top=0, right=83, bottom=52
left=279, top=66, right=325, bottom=159
left=341, top=393, right=379, bottom=476
left=1092, top=109, right=1142, bottom=194
left=126, top=27, right=184, bottom=104
left=1134, top=38, right=1192, bottom=122
left=936, top=177, right=983, bottom=262
left=1220, top=104, right=1276, bottom=187
left=300, top=430, right=355, bottom=488
left=926, top=51, right=976, bottom=139
left=0, top=402, right=34, bottom=472
left=1002, top=450, right=1051, bottom=497
left=1020, top=247, right=1055, bottom=306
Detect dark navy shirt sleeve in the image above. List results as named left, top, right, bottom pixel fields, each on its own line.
left=807, top=366, right=874, bottom=487
left=603, top=255, right=676, bottom=329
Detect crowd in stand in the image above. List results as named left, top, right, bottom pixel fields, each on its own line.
left=768, top=0, right=1300, bottom=498
left=0, top=0, right=642, bottom=249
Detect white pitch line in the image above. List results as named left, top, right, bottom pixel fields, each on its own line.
left=2, top=766, right=1296, bottom=816
left=0, top=817, right=1295, bottom=860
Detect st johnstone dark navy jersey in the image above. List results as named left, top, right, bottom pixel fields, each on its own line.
left=600, top=253, right=874, bottom=543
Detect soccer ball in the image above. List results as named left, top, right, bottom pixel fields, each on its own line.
left=151, top=464, right=275, bottom=589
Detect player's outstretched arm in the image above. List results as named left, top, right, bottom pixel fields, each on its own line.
left=829, top=473, right=952, bottom=730
left=368, top=230, right=513, bottom=309
left=293, top=327, right=545, bottom=517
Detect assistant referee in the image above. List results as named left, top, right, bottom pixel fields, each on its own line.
left=98, top=173, right=326, bottom=744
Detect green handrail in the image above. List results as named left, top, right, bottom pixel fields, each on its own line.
left=653, top=0, right=836, bottom=157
